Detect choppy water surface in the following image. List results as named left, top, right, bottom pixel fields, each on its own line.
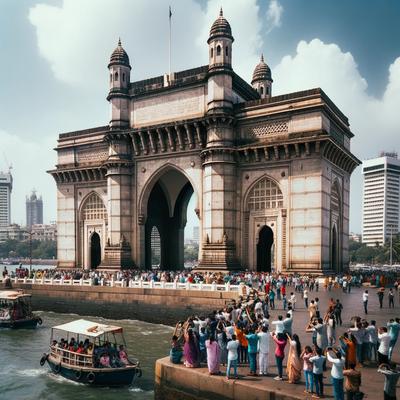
left=0, top=311, right=172, bottom=400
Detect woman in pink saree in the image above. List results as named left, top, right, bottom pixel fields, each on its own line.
left=286, top=333, right=302, bottom=383
left=183, top=328, right=200, bottom=368
left=205, top=335, right=220, bottom=374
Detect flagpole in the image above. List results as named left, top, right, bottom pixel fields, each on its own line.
left=169, top=6, right=172, bottom=78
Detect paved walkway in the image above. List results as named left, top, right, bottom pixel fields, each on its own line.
left=201, top=285, right=399, bottom=399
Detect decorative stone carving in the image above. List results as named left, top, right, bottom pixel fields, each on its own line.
left=249, top=119, right=289, bottom=138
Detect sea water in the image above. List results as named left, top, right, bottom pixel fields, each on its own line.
left=0, top=311, right=172, bottom=400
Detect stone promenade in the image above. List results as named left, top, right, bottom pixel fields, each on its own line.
left=156, top=285, right=400, bottom=400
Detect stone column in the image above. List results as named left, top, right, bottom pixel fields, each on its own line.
left=198, top=117, right=239, bottom=270
left=102, top=136, right=133, bottom=269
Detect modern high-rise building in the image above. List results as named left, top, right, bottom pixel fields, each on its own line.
left=0, top=171, right=12, bottom=227
left=362, top=152, right=400, bottom=246
left=26, top=190, right=43, bottom=227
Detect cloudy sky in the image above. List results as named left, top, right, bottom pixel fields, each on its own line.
left=1, top=0, right=400, bottom=235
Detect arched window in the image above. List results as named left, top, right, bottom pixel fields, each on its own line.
left=225, top=46, right=228, bottom=56
left=109, top=73, right=112, bottom=83
left=122, top=73, right=125, bottom=82
left=260, top=86, right=264, bottom=95
left=266, top=87, right=270, bottom=95
left=210, top=48, right=213, bottom=58
left=81, top=193, right=108, bottom=221
left=114, top=72, right=118, bottom=81
left=217, top=45, right=221, bottom=56
left=248, top=178, right=283, bottom=211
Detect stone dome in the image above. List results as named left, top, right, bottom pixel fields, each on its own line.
left=252, top=54, right=272, bottom=84
left=208, top=8, right=234, bottom=43
left=108, top=39, right=130, bottom=68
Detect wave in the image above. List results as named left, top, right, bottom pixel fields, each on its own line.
left=16, top=369, right=47, bottom=378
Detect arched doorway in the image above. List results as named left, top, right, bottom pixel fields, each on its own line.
left=144, top=169, right=196, bottom=270
left=257, top=225, right=274, bottom=272
left=90, top=232, right=101, bottom=269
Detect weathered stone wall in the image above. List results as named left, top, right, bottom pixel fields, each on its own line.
left=155, top=357, right=304, bottom=400
left=10, top=283, right=237, bottom=325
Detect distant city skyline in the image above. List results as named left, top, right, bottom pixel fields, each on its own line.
left=1, top=1, right=400, bottom=233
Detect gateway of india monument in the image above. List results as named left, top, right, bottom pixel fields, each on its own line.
left=49, top=9, right=360, bottom=274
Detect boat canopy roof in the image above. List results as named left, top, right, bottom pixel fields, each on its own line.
left=0, top=290, right=31, bottom=300
left=52, top=319, right=123, bottom=338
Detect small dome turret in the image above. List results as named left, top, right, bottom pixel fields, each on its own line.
left=208, top=8, right=234, bottom=44
left=251, top=54, right=272, bottom=84
left=251, top=54, right=273, bottom=99
left=108, top=38, right=131, bottom=69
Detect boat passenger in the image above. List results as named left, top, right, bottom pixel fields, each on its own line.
left=69, top=338, right=76, bottom=352
left=119, top=345, right=129, bottom=365
left=87, top=343, right=94, bottom=356
left=100, top=352, right=111, bottom=368
left=76, top=341, right=85, bottom=354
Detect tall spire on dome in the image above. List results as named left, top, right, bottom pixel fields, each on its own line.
left=260, top=53, right=264, bottom=63
left=219, top=7, right=223, bottom=17
left=118, top=37, right=122, bottom=47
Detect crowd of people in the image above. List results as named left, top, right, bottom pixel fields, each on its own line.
left=3, top=266, right=400, bottom=293
left=169, top=285, right=400, bottom=400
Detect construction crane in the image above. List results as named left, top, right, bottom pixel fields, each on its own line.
left=2, top=152, right=13, bottom=173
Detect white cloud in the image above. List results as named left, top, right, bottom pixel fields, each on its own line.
left=0, top=130, right=57, bottom=225
left=29, top=0, right=204, bottom=88
left=266, top=0, right=283, bottom=33
left=273, top=38, right=400, bottom=232
left=29, top=0, right=263, bottom=87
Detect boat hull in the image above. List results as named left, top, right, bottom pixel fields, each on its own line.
left=0, top=318, right=39, bottom=329
left=46, top=357, right=138, bottom=386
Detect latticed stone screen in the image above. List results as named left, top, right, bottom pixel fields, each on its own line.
left=331, top=184, right=340, bottom=212
left=251, top=119, right=288, bottom=137
left=248, top=178, right=283, bottom=210
left=81, top=193, right=108, bottom=220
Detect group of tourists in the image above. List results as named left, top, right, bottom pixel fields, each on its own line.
left=169, top=282, right=400, bottom=400
left=51, top=338, right=129, bottom=368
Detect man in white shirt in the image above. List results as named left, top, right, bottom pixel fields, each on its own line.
left=283, top=313, right=293, bottom=336
left=366, top=320, right=378, bottom=362
left=271, top=315, right=284, bottom=334
left=257, top=326, right=270, bottom=376
left=362, top=290, right=369, bottom=314
left=326, top=348, right=345, bottom=400
left=378, top=326, right=391, bottom=365
left=226, top=335, right=240, bottom=379
left=303, top=288, right=309, bottom=308
left=289, top=292, right=296, bottom=309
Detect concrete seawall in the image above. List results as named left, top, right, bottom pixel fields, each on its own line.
left=7, top=283, right=237, bottom=325
left=155, top=357, right=305, bottom=400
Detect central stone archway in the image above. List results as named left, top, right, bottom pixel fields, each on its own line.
left=143, top=168, right=195, bottom=270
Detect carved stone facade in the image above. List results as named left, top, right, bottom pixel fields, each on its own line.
left=49, top=10, right=359, bottom=273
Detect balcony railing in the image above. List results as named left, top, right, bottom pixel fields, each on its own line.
left=0, top=277, right=242, bottom=292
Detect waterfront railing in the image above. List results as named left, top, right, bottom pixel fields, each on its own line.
left=0, top=277, right=242, bottom=292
